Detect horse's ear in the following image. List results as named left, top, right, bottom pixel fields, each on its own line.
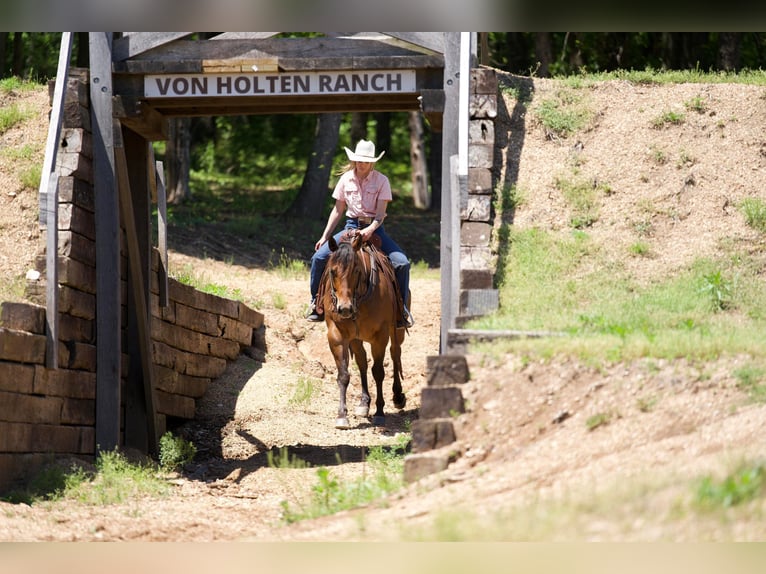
left=328, top=237, right=338, bottom=252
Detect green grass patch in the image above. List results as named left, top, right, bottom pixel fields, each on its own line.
left=533, top=88, right=592, bottom=138
left=565, top=68, right=766, bottom=86
left=158, top=432, right=197, bottom=472
left=280, top=437, right=409, bottom=523
left=288, top=376, right=319, bottom=406
left=1, top=450, right=170, bottom=506
left=0, top=77, right=43, bottom=94
left=651, top=110, right=686, bottom=129
left=739, top=198, right=766, bottom=233
left=733, top=365, right=766, bottom=403
left=171, top=263, right=244, bottom=301
left=467, top=229, right=766, bottom=363
left=0, top=104, right=34, bottom=135
left=695, top=461, right=766, bottom=510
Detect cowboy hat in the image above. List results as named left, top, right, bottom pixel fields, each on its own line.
left=343, top=139, right=385, bottom=162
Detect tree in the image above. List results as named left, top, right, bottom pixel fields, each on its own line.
left=409, top=111, right=430, bottom=209
left=717, top=33, right=742, bottom=71
left=287, top=113, right=342, bottom=219
left=165, top=117, right=191, bottom=204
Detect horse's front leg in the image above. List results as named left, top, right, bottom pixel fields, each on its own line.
left=370, top=339, right=387, bottom=426
left=350, top=339, right=371, bottom=417
left=390, top=327, right=406, bottom=410
left=330, top=337, right=351, bottom=429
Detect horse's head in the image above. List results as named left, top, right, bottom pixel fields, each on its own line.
left=327, top=233, right=366, bottom=320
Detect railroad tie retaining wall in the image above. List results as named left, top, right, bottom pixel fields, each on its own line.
left=0, top=67, right=265, bottom=492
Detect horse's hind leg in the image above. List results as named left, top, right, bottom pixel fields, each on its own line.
left=350, top=339, right=371, bottom=417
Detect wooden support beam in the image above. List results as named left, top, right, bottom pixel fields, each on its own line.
left=440, top=33, right=462, bottom=354
left=90, top=32, right=121, bottom=453
left=112, top=32, right=194, bottom=62
left=40, top=32, right=73, bottom=370
left=114, top=122, right=159, bottom=456
left=154, top=158, right=169, bottom=308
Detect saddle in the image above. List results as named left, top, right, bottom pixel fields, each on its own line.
left=316, top=232, right=406, bottom=325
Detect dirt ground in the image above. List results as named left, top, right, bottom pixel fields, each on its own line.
left=2, top=72, right=766, bottom=541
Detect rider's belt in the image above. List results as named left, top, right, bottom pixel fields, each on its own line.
left=356, top=216, right=374, bottom=226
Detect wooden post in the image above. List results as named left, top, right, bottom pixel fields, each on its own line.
left=155, top=158, right=169, bottom=308
left=40, top=32, right=73, bottom=369
left=90, top=32, right=121, bottom=453
left=115, top=123, right=159, bottom=456
left=439, top=33, right=461, bottom=353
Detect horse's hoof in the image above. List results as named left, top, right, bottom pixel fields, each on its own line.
left=335, top=417, right=350, bottom=429
left=355, top=406, right=370, bottom=417
left=372, top=415, right=386, bottom=427
left=394, top=394, right=407, bottom=410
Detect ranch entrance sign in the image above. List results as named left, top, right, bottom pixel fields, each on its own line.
left=145, top=70, right=417, bottom=97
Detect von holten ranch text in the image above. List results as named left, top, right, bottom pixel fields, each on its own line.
left=144, top=70, right=417, bottom=98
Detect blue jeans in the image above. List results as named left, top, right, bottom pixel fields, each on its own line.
left=310, top=219, right=410, bottom=309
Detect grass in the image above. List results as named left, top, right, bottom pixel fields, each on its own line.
left=0, top=104, right=34, bottom=135
left=739, top=197, right=766, bottom=232
left=466, top=228, right=766, bottom=363
left=533, top=88, right=592, bottom=138
left=279, top=436, right=409, bottom=524
left=1, top=450, right=170, bottom=506
left=651, top=110, right=686, bottom=129
left=171, top=263, right=244, bottom=301
left=288, top=376, right=319, bottom=405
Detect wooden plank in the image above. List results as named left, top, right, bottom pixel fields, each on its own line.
left=115, top=53, right=443, bottom=75
left=112, top=32, right=194, bottom=62
left=90, top=32, right=121, bottom=453
left=155, top=159, right=169, bottom=308
left=209, top=32, right=280, bottom=40
left=201, top=58, right=279, bottom=73
left=112, top=96, right=168, bottom=141
left=381, top=32, right=444, bottom=54
left=439, top=33, right=461, bottom=354
left=114, top=122, right=159, bottom=456
left=40, top=32, right=73, bottom=370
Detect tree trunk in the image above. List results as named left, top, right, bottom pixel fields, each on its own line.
left=373, top=112, right=391, bottom=154
left=166, top=117, right=191, bottom=204
left=409, top=111, right=430, bottom=210
left=535, top=32, right=553, bottom=77
left=349, top=112, right=368, bottom=145
left=11, top=32, right=23, bottom=77
left=287, top=112, right=342, bottom=219
left=0, top=33, right=7, bottom=78
left=717, top=32, right=742, bottom=71
left=428, top=129, right=442, bottom=212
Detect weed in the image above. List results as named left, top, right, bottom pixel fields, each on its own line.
left=739, top=198, right=766, bottom=233
left=280, top=440, right=408, bottom=523
left=698, top=270, right=731, bottom=312
left=684, top=95, right=708, bottom=113
left=0, top=104, right=34, bottom=135
left=289, top=376, right=318, bottom=405
left=676, top=149, right=697, bottom=169
left=271, top=291, right=286, bottom=309
left=533, top=89, right=592, bottom=138
left=733, top=365, right=766, bottom=403
left=636, top=395, right=658, bottom=412
left=158, top=432, right=197, bottom=472
left=171, top=264, right=243, bottom=301
left=695, top=462, right=766, bottom=509
left=649, top=145, right=668, bottom=165
left=18, top=163, right=41, bottom=189
left=555, top=174, right=608, bottom=229
left=269, top=248, right=307, bottom=280
left=586, top=412, right=611, bottom=431
left=651, top=110, right=685, bottom=129
left=629, top=242, right=651, bottom=257
left=267, top=447, right=310, bottom=469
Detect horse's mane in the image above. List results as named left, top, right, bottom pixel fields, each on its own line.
left=330, top=240, right=358, bottom=269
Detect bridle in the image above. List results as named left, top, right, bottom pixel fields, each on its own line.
left=329, top=244, right=379, bottom=320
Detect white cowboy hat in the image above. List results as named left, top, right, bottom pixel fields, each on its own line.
left=344, top=139, right=385, bottom=162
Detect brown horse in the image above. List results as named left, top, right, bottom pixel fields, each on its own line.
left=319, top=232, right=407, bottom=428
